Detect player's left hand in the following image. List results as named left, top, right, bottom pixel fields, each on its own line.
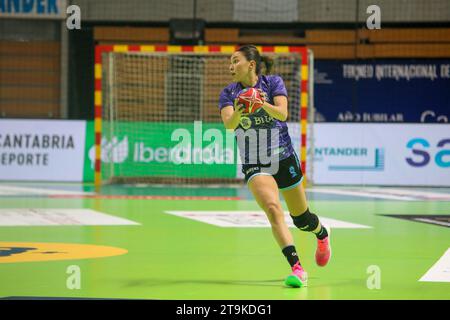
left=257, top=89, right=267, bottom=104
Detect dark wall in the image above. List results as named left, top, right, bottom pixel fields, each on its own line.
left=68, top=26, right=94, bottom=120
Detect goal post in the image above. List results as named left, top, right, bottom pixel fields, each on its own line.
left=94, top=45, right=314, bottom=186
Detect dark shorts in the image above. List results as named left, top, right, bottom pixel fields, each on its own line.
left=241, top=152, right=304, bottom=190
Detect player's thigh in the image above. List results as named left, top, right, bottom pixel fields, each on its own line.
left=280, top=182, right=308, bottom=215
left=248, top=175, right=284, bottom=222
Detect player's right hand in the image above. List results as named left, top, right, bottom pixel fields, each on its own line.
left=234, top=98, right=246, bottom=114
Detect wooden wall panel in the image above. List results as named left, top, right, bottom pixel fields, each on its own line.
left=94, top=27, right=170, bottom=42
left=0, top=41, right=60, bottom=119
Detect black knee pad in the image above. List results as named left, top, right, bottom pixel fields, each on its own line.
left=291, top=209, right=319, bottom=232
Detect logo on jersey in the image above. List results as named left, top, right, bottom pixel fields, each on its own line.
left=289, top=166, right=298, bottom=178
left=240, top=116, right=252, bottom=130
left=245, top=167, right=260, bottom=175
left=253, top=115, right=273, bottom=126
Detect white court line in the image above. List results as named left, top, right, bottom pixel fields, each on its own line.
left=414, top=218, right=450, bottom=228
left=419, top=248, right=450, bottom=283
left=0, top=185, right=94, bottom=196
left=308, top=187, right=450, bottom=201
left=0, top=208, right=139, bottom=226
left=165, top=210, right=372, bottom=229
left=364, top=187, right=450, bottom=201
left=308, top=187, right=417, bottom=201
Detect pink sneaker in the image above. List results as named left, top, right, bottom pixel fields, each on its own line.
left=285, top=262, right=308, bottom=288
left=315, top=226, right=331, bottom=267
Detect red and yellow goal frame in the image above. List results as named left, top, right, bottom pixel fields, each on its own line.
left=94, top=45, right=310, bottom=186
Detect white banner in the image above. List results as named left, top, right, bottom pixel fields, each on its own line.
left=307, top=123, right=450, bottom=186
left=0, top=120, right=86, bottom=181
left=233, top=0, right=298, bottom=22
left=0, top=0, right=67, bottom=19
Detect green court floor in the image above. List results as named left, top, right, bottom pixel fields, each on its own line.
left=0, top=183, right=449, bottom=300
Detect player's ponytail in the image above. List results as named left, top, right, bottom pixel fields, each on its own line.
left=237, top=44, right=273, bottom=75
left=260, top=56, right=273, bottom=75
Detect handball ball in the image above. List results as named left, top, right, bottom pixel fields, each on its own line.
left=237, top=88, right=264, bottom=114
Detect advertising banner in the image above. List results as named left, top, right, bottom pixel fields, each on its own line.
left=315, top=59, right=450, bottom=123
left=84, top=122, right=238, bottom=181
left=0, top=0, right=67, bottom=19
left=3, top=120, right=446, bottom=185
left=310, top=123, right=450, bottom=186
left=0, top=119, right=86, bottom=181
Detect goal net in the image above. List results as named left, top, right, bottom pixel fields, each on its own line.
left=98, top=46, right=313, bottom=185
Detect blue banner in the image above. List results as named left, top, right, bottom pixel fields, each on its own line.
left=0, top=0, right=66, bottom=18
left=314, top=59, right=450, bottom=123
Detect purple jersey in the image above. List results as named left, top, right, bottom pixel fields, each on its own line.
left=218, top=75, right=295, bottom=164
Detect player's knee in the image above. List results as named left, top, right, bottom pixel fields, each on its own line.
left=291, top=208, right=319, bottom=232
left=265, top=202, right=283, bottom=224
